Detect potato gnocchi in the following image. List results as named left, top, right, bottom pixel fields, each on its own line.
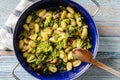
left=18, top=6, right=92, bottom=74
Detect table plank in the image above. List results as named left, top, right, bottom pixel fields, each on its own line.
left=0, top=53, right=120, bottom=80
left=0, top=0, right=20, bottom=27
left=99, top=37, right=120, bottom=52
left=96, top=22, right=120, bottom=37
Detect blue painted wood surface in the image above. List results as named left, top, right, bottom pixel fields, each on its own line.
left=0, top=0, right=120, bottom=80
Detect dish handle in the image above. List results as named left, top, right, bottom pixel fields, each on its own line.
left=91, top=0, right=100, bottom=17
left=12, top=63, right=20, bottom=80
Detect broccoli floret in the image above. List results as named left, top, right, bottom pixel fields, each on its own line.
left=63, top=19, right=70, bottom=25
left=27, top=54, right=36, bottom=63
left=36, top=41, right=53, bottom=56
left=49, top=31, right=68, bottom=49
left=72, top=39, right=83, bottom=48
left=66, top=25, right=84, bottom=37
left=86, top=42, right=92, bottom=49
left=55, top=33, right=68, bottom=42
left=36, top=54, right=47, bottom=65
left=50, top=31, right=68, bottom=43
left=44, top=15, right=52, bottom=27
left=66, top=25, right=76, bottom=37
left=72, top=38, right=92, bottom=49
left=56, top=39, right=67, bottom=49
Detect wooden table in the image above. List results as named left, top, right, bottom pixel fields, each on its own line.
left=0, top=0, right=120, bottom=80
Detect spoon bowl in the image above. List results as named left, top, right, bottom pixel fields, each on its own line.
left=72, top=48, right=92, bottom=63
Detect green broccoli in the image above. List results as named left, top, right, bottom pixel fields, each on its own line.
left=35, top=54, right=47, bottom=65
left=49, top=32, right=68, bottom=49
left=44, top=15, right=52, bottom=27
left=66, top=25, right=76, bottom=37
left=63, top=19, right=70, bottom=25
left=72, top=38, right=92, bottom=49
left=56, top=39, right=67, bottom=49
left=66, top=25, right=83, bottom=37
left=36, top=41, right=53, bottom=57
left=86, top=42, right=92, bottom=49
left=50, top=32, right=68, bottom=43
left=27, top=54, right=36, bottom=63
left=72, top=39, right=83, bottom=48
left=19, top=31, right=28, bottom=38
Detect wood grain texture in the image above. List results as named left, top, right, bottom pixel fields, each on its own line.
left=0, top=0, right=20, bottom=27
left=98, top=37, right=120, bottom=52
left=0, top=51, right=13, bottom=55
left=96, top=22, right=120, bottom=37
left=0, top=53, right=120, bottom=80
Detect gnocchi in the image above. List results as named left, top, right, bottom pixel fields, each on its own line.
left=66, top=62, right=72, bottom=71
left=26, top=15, right=32, bottom=24
left=81, top=25, right=88, bottom=39
left=48, top=65, right=57, bottom=73
left=61, top=21, right=67, bottom=30
left=18, top=6, right=92, bottom=74
left=23, top=24, right=29, bottom=31
left=19, top=40, right=24, bottom=49
left=66, top=6, right=75, bottom=14
left=38, top=9, right=46, bottom=17
left=61, top=10, right=67, bottom=19
left=73, top=60, right=82, bottom=67
left=34, top=23, right=39, bottom=33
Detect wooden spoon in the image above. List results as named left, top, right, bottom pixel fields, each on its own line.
left=72, top=48, right=120, bottom=77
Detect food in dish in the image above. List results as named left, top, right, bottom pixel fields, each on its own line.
left=18, top=6, right=92, bottom=74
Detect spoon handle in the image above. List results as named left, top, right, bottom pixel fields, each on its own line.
left=90, top=59, right=120, bottom=77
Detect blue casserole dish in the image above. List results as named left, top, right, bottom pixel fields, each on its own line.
left=13, top=0, right=99, bottom=80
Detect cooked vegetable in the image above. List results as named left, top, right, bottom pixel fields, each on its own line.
left=27, top=54, right=36, bottom=63
left=18, top=6, right=92, bottom=74
left=36, top=41, right=53, bottom=56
